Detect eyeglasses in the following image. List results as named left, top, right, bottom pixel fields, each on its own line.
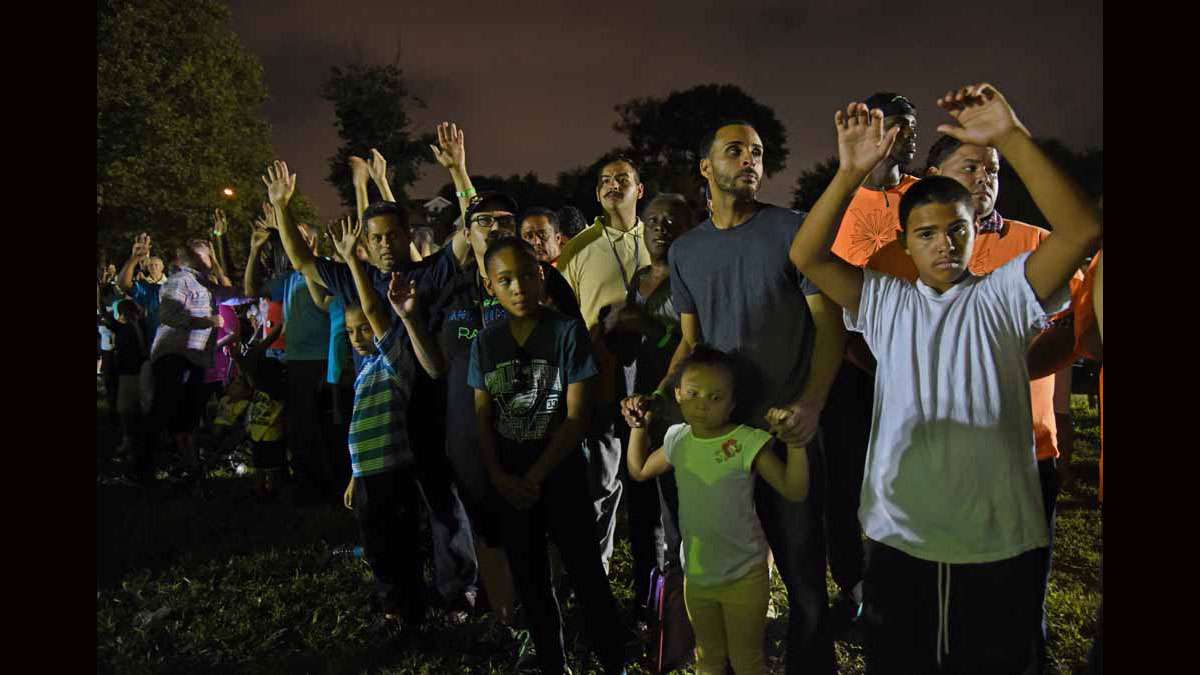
left=470, top=214, right=517, bottom=230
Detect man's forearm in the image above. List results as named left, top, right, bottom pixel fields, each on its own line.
left=655, top=335, right=695, bottom=393
left=354, top=182, right=369, bottom=224
left=344, top=254, right=389, bottom=335
left=789, top=170, right=864, bottom=270
left=117, top=256, right=139, bottom=291
left=272, top=204, right=319, bottom=281
left=448, top=166, right=475, bottom=229
left=243, top=245, right=264, bottom=298
left=799, top=306, right=846, bottom=406
left=400, top=315, right=445, bottom=378
left=995, top=132, right=1101, bottom=249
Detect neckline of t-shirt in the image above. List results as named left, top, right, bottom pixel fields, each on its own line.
left=687, top=423, right=743, bottom=442
left=701, top=204, right=773, bottom=233
left=914, top=273, right=976, bottom=301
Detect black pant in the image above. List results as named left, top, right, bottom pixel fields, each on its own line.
left=415, top=451, right=480, bottom=601
left=862, top=540, right=1041, bottom=675
left=755, top=433, right=836, bottom=674
left=1035, top=457, right=1059, bottom=668
left=352, top=467, right=428, bottom=619
left=137, top=355, right=206, bottom=478
left=495, top=452, right=627, bottom=674
left=285, top=360, right=328, bottom=491
left=820, top=361, right=873, bottom=595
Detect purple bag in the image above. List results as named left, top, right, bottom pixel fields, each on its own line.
left=647, top=566, right=695, bottom=673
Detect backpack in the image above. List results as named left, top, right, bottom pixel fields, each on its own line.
left=646, top=566, right=695, bottom=673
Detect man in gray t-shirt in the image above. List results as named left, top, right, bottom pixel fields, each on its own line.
left=625, top=121, right=843, bottom=675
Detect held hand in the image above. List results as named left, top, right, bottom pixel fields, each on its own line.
left=430, top=122, right=466, bottom=170
left=835, top=103, right=900, bottom=177
left=368, top=148, right=389, bottom=185
left=212, top=209, right=228, bottom=236
left=621, top=394, right=660, bottom=428
left=343, top=478, right=355, bottom=511
left=261, top=160, right=296, bottom=208
left=130, top=232, right=152, bottom=261
left=326, top=215, right=362, bottom=260
left=349, top=155, right=370, bottom=189
left=935, top=83, right=1027, bottom=148
left=767, top=400, right=821, bottom=446
left=494, top=471, right=540, bottom=510
left=387, top=273, right=420, bottom=319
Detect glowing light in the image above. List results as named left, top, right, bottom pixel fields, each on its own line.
left=222, top=187, right=235, bottom=197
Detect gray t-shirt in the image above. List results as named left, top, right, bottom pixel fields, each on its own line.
left=669, top=205, right=821, bottom=421
left=846, top=253, right=1070, bottom=563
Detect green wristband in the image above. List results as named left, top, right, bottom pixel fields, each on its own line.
left=456, top=187, right=477, bottom=199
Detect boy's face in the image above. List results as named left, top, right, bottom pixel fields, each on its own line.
left=485, top=247, right=545, bottom=318
left=901, top=200, right=976, bottom=291
left=344, top=308, right=377, bottom=355
left=675, top=363, right=736, bottom=430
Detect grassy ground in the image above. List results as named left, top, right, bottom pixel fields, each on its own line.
left=96, top=391, right=1101, bottom=674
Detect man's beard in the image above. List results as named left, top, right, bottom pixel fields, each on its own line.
left=715, top=169, right=759, bottom=201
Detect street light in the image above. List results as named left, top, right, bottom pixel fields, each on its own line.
left=222, top=187, right=235, bottom=198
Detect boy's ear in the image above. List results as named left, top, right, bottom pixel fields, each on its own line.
left=926, top=166, right=941, bottom=177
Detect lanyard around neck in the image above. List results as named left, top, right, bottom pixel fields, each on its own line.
left=603, top=222, right=640, bottom=295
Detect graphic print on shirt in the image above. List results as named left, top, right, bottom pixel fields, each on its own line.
left=484, top=358, right=562, bottom=442
left=713, top=437, right=744, bottom=464
left=846, top=207, right=900, bottom=264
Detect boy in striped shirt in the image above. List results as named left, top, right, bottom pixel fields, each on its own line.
left=331, top=216, right=446, bottom=626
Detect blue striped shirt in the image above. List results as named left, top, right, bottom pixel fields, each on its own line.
left=349, top=326, right=415, bottom=477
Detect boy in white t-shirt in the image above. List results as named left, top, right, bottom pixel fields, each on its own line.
left=788, top=83, right=1101, bottom=674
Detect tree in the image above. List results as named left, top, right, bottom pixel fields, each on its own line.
left=613, top=84, right=789, bottom=207
left=790, top=156, right=840, bottom=213
left=321, top=62, right=432, bottom=210
left=97, top=0, right=281, bottom=263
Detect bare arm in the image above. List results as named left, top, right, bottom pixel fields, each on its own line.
left=525, top=379, right=593, bottom=487
left=1027, top=314, right=1078, bottom=380
left=367, top=148, right=397, bottom=202
left=262, top=160, right=322, bottom=287
left=790, top=103, right=896, bottom=317
left=328, top=216, right=391, bottom=338
left=118, top=233, right=151, bottom=291
left=935, top=84, right=1101, bottom=302
left=243, top=216, right=272, bottom=298
left=799, top=292, right=846, bottom=407
left=619, top=311, right=699, bottom=430
left=626, top=421, right=672, bottom=482
left=388, top=275, right=446, bottom=378
left=752, top=435, right=810, bottom=502
left=430, top=123, right=476, bottom=265
left=350, top=155, right=370, bottom=223
left=475, top=388, right=540, bottom=508
left=303, top=273, right=333, bottom=312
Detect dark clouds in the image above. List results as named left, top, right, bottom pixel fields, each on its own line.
left=228, top=0, right=1102, bottom=219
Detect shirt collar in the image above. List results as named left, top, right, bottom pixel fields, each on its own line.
left=596, top=216, right=644, bottom=238
left=976, top=209, right=1004, bottom=234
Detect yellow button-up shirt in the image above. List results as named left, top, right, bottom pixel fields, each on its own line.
left=556, top=216, right=652, bottom=328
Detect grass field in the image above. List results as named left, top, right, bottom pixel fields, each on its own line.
left=96, top=393, right=1101, bottom=674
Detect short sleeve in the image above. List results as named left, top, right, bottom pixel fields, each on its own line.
left=314, top=258, right=358, bottom=306
left=563, top=318, right=599, bottom=384
left=467, top=335, right=486, bottom=391
left=668, top=246, right=696, bottom=315
left=741, top=428, right=774, bottom=473
left=844, top=269, right=908, bottom=357
left=661, top=423, right=690, bottom=466
left=986, top=252, right=1071, bottom=341
left=372, top=325, right=409, bottom=373
left=799, top=274, right=821, bottom=296
left=263, top=274, right=287, bottom=302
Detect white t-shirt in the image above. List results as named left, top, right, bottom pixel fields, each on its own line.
left=845, top=252, right=1070, bottom=564
left=663, top=422, right=772, bottom=587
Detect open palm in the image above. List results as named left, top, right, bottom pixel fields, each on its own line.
left=326, top=216, right=361, bottom=260
left=261, top=160, right=296, bottom=208
left=935, top=83, right=1026, bottom=148
left=388, top=273, right=419, bottom=318
left=836, top=103, right=899, bottom=176
left=431, top=122, right=466, bottom=170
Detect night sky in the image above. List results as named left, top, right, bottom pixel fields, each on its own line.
left=228, top=0, right=1103, bottom=220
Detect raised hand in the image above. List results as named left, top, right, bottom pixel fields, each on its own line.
left=326, top=215, right=362, bottom=261
left=130, top=232, right=152, bottom=261
left=250, top=220, right=271, bottom=249
left=349, top=155, right=370, bottom=189
left=368, top=148, right=389, bottom=185
left=387, top=272, right=420, bottom=319
left=430, top=122, right=466, bottom=170
left=212, top=209, right=228, bottom=236
left=935, top=83, right=1027, bottom=148
left=258, top=201, right=279, bottom=230
left=261, top=160, right=296, bottom=208
left=835, top=103, right=900, bottom=177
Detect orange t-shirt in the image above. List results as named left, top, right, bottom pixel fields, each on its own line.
left=267, top=300, right=286, bottom=350
left=866, top=218, right=1076, bottom=461
left=1073, top=253, right=1102, bottom=501
left=831, top=175, right=920, bottom=267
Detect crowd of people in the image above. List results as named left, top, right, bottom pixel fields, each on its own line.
left=96, top=82, right=1104, bottom=675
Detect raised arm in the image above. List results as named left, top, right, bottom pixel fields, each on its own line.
left=117, top=232, right=152, bottom=291
left=789, top=103, right=898, bottom=317
left=262, top=160, right=322, bottom=286
left=367, top=148, right=397, bottom=203
left=303, top=272, right=333, bottom=312
left=328, top=215, right=390, bottom=337
left=388, top=273, right=446, bottom=378
left=350, top=155, right=370, bottom=224
left=935, top=83, right=1102, bottom=302
left=429, top=123, right=475, bottom=265
left=211, top=209, right=233, bottom=278
left=243, top=208, right=273, bottom=298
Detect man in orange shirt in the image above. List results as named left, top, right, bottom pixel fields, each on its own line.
left=822, top=93, right=920, bottom=637
left=867, top=134, right=1084, bottom=671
